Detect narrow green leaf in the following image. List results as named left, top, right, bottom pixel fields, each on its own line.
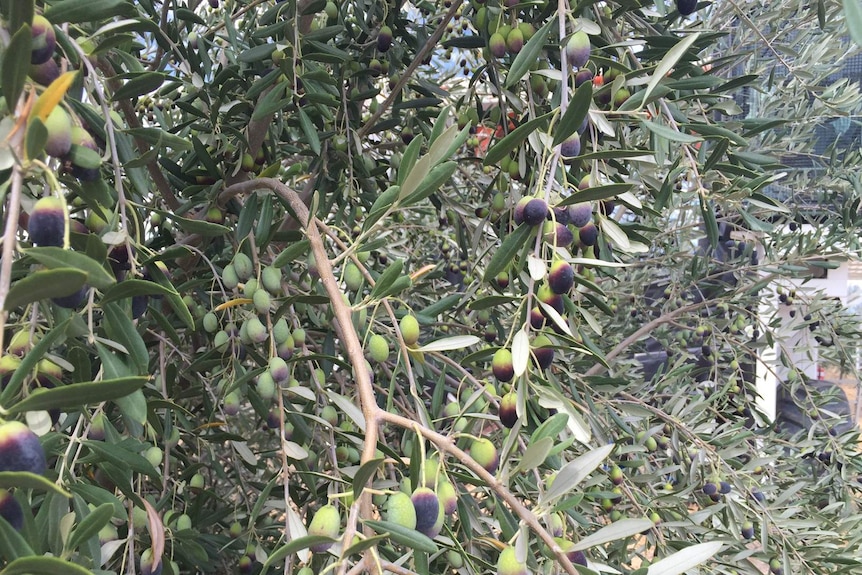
left=112, top=72, right=165, bottom=101
left=272, top=240, right=310, bottom=268
left=146, top=261, right=195, bottom=330
left=531, top=412, right=570, bottom=444
left=419, top=293, right=462, bottom=318
left=844, top=0, right=862, bottom=48
left=434, top=125, right=471, bottom=167
left=712, top=74, right=760, bottom=94
left=43, top=0, right=132, bottom=23
left=512, top=328, right=530, bottom=378
left=343, top=533, right=389, bottom=556
left=116, top=389, right=148, bottom=428
left=9, top=0, right=35, bottom=32
left=363, top=186, right=400, bottom=232
left=729, top=151, right=782, bottom=166
left=83, top=440, right=159, bottom=478
left=363, top=520, right=438, bottom=553
left=369, top=259, right=405, bottom=300
left=647, top=542, right=724, bottom=575
left=0, top=516, right=33, bottom=562
left=7, top=377, right=149, bottom=415
left=749, top=192, right=790, bottom=213
left=103, top=303, right=148, bottom=375
left=401, top=155, right=431, bottom=200
left=663, top=76, right=724, bottom=90
left=256, top=193, right=275, bottom=246
left=260, top=536, right=338, bottom=571
left=738, top=208, right=774, bottom=232
left=123, top=128, right=193, bottom=151
left=482, top=225, right=533, bottom=282
left=352, top=457, right=384, bottom=500
left=393, top=97, right=443, bottom=111
left=235, top=193, right=259, bottom=241
left=683, top=123, right=747, bottom=146
left=642, top=121, right=703, bottom=143
left=252, top=80, right=292, bottom=121
left=468, top=296, right=519, bottom=310
left=100, top=279, right=177, bottom=304
left=703, top=138, right=729, bottom=173
left=513, top=437, right=554, bottom=473
left=699, top=194, right=718, bottom=249
left=65, top=503, right=113, bottom=553
left=304, top=40, right=351, bottom=62
left=402, top=161, right=457, bottom=206
left=155, top=210, right=230, bottom=237
left=0, top=472, right=71, bottom=497
left=558, top=184, right=634, bottom=206
left=0, top=555, right=94, bottom=575
left=25, top=248, right=115, bottom=290
left=427, top=106, right=452, bottom=148
left=740, top=118, right=787, bottom=137
left=570, top=518, right=655, bottom=551
left=5, top=269, right=87, bottom=311
left=617, top=85, right=673, bottom=113
left=639, top=32, right=701, bottom=109
left=505, top=18, right=553, bottom=88
left=543, top=443, right=615, bottom=504
left=427, top=122, right=461, bottom=166
left=415, top=335, right=480, bottom=353
left=483, top=113, right=552, bottom=166
left=553, top=82, right=593, bottom=146
left=2, top=25, right=32, bottom=112
left=297, top=107, right=321, bottom=155
left=238, top=43, right=276, bottom=63
left=397, top=135, right=424, bottom=186
left=25, top=118, right=48, bottom=161
left=578, top=149, right=655, bottom=161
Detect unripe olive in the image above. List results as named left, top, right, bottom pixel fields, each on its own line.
left=497, top=546, right=527, bottom=575
left=437, top=480, right=457, bottom=515
left=470, top=437, right=499, bottom=474
left=399, top=314, right=420, bottom=346
left=253, top=289, right=271, bottom=314
left=257, top=371, right=277, bottom=400
left=203, top=312, right=219, bottom=333
left=344, top=263, right=363, bottom=291
left=233, top=253, right=253, bottom=281
left=221, top=264, right=239, bottom=289
left=385, top=492, right=417, bottom=530
left=261, top=266, right=282, bottom=294
left=367, top=334, right=390, bottom=363
left=308, top=505, right=340, bottom=552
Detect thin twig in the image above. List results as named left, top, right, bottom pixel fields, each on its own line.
left=357, top=0, right=465, bottom=139
left=376, top=409, right=582, bottom=575
left=0, top=105, right=28, bottom=353
left=585, top=300, right=708, bottom=377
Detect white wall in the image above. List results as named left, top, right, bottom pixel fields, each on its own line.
left=749, top=223, right=851, bottom=421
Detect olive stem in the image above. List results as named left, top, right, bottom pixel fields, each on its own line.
left=0, top=97, right=28, bottom=354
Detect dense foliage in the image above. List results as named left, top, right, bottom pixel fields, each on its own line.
left=1, top=0, right=862, bottom=574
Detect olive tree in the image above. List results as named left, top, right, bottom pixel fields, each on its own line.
left=1, top=0, right=862, bottom=574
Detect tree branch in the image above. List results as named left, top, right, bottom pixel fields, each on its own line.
left=356, top=0, right=465, bottom=139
